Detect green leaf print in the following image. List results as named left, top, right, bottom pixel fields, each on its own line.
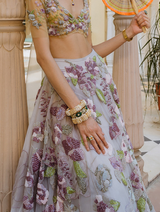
left=117, top=103, right=121, bottom=109
left=137, top=197, right=146, bottom=212
left=90, top=74, right=94, bottom=79
left=96, top=110, right=102, bottom=117
left=44, top=167, right=56, bottom=177
left=81, top=137, right=85, bottom=146
left=98, top=55, right=104, bottom=63
left=93, top=56, right=96, bottom=62
left=120, top=172, right=127, bottom=186
left=110, top=200, right=120, bottom=211
left=71, top=78, right=78, bottom=86
left=41, top=77, right=45, bottom=86
left=96, top=88, right=106, bottom=104
left=53, top=196, right=57, bottom=203
left=73, top=161, right=87, bottom=178
left=117, top=150, right=124, bottom=160
left=66, top=186, right=75, bottom=194
left=110, top=84, right=114, bottom=93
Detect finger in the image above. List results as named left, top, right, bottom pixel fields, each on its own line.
left=82, top=134, right=89, bottom=151
left=97, top=131, right=109, bottom=149
left=88, top=135, right=101, bottom=154
left=137, top=16, right=148, bottom=25
left=93, top=133, right=105, bottom=155
left=139, top=20, right=149, bottom=28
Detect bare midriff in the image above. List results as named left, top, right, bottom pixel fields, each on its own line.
left=49, top=32, right=92, bottom=59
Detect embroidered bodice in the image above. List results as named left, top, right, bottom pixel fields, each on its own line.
left=27, top=0, right=91, bottom=38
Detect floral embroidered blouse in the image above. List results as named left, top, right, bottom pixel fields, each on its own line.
left=27, top=0, right=91, bottom=38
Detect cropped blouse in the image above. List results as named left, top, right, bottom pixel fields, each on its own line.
left=27, top=0, right=91, bottom=38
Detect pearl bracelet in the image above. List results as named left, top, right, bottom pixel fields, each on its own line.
left=66, top=100, right=86, bottom=116
left=72, top=109, right=91, bottom=124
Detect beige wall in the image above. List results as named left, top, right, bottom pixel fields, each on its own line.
left=90, top=0, right=106, bottom=45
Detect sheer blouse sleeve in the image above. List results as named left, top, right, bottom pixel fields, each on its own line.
left=26, top=0, right=48, bottom=38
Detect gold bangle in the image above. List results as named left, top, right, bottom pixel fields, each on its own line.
left=122, top=29, right=133, bottom=42
left=66, top=100, right=86, bottom=116
left=72, top=109, right=91, bottom=124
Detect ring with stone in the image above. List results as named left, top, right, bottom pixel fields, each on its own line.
left=144, top=10, right=148, bottom=15
left=88, top=135, right=94, bottom=141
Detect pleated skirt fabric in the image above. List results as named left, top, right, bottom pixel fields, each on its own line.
left=11, top=49, right=155, bottom=212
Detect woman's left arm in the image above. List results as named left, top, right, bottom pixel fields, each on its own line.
left=92, top=11, right=150, bottom=58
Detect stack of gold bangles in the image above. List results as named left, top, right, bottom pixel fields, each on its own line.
left=66, top=100, right=91, bottom=124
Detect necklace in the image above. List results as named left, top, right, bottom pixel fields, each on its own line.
left=71, top=0, right=75, bottom=6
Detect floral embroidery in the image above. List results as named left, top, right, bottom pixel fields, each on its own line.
left=73, top=161, right=87, bottom=178
left=23, top=196, right=34, bottom=210
left=96, top=88, right=106, bottom=104
left=137, top=197, right=146, bottom=212
left=77, top=177, right=87, bottom=194
left=94, top=195, right=115, bottom=212
left=47, top=0, right=90, bottom=37
left=130, top=167, right=143, bottom=190
left=95, top=164, right=112, bottom=193
left=109, top=117, right=120, bottom=140
left=53, top=123, right=62, bottom=145
left=62, top=136, right=84, bottom=161
left=50, top=106, right=66, bottom=120
left=57, top=176, right=67, bottom=201
left=39, top=90, right=51, bottom=117
left=32, top=125, right=44, bottom=143
left=32, top=149, right=43, bottom=173
left=109, top=157, right=123, bottom=172
left=25, top=171, right=34, bottom=188
left=43, top=147, right=57, bottom=167
left=43, top=204, right=56, bottom=212
left=44, top=166, right=56, bottom=177
left=36, top=183, right=49, bottom=205
left=85, top=57, right=100, bottom=76
left=62, top=124, right=73, bottom=136
left=121, top=140, right=133, bottom=163
left=110, top=200, right=120, bottom=211
left=65, top=64, right=96, bottom=97
left=58, top=157, right=73, bottom=185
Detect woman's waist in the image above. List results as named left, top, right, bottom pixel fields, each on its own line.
left=49, top=33, right=92, bottom=60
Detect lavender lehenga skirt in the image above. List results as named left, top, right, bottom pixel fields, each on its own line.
left=11, top=49, right=155, bottom=212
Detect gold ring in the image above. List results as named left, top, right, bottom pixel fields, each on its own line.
left=89, top=135, right=94, bottom=141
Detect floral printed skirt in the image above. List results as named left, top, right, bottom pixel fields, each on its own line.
left=11, top=50, right=155, bottom=212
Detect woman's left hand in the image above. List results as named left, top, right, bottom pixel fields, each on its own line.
left=126, top=11, right=151, bottom=38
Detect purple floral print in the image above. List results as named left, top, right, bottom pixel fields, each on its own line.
left=85, top=57, right=100, bottom=76
left=39, top=90, right=51, bottom=118
left=130, top=167, right=143, bottom=190
left=109, top=157, right=123, bottom=172
left=62, top=136, right=84, bottom=161
left=36, top=183, right=49, bottom=205
left=53, top=123, right=62, bottom=145
left=50, top=106, right=66, bottom=121
left=25, top=171, right=34, bottom=188
left=43, top=204, right=56, bottom=212
left=43, top=147, right=57, bottom=167
left=23, top=196, right=34, bottom=210
left=32, top=149, right=43, bottom=173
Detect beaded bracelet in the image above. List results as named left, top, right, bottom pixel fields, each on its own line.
left=71, top=105, right=88, bottom=119
left=66, top=100, right=86, bottom=116
left=72, top=109, right=91, bottom=124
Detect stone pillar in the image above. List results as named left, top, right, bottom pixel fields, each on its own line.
left=0, top=0, right=28, bottom=211
left=105, top=8, right=115, bottom=75
left=112, top=14, right=148, bottom=187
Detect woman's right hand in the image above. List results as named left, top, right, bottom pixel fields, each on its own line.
left=77, top=117, right=109, bottom=154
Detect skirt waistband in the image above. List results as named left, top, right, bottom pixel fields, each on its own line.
left=54, top=49, right=97, bottom=65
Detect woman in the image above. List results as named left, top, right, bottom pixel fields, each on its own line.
left=11, top=0, right=154, bottom=211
